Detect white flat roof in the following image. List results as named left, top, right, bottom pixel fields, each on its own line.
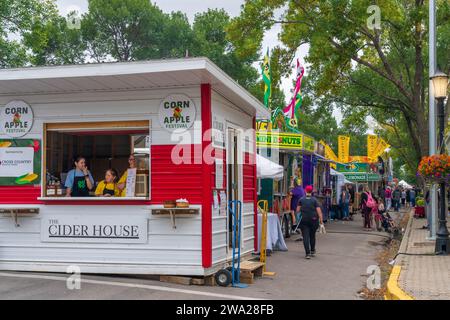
left=0, top=57, right=270, bottom=119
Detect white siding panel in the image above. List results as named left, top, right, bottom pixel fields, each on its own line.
left=0, top=205, right=204, bottom=274
left=211, top=210, right=228, bottom=264
left=1, top=247, right=202, bottom=265
left=242, top=203, right=255, bottom=253
left=0, top=86, right=202, bottom=145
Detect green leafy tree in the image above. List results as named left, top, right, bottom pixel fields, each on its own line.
left=0, top=0, right=56, bottom=67
left=11, top=2, right=275, bottom=110
left=23, top=12, right=86, bottom=65
left=193, top=9, right=260, bottom=90
left=228, top=0, right=450, bottom=171
left=82, top=0, right=166, bottom=61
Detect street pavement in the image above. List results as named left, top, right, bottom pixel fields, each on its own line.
left=0, top=214, right=391, bottom=300
left=397, top=211, right=450, bottom=299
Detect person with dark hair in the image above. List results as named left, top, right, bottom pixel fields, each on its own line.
left=65, top=156, right=94, bottom=197
left=117, top=154, right=137, bottom=197
left=298, top=185, right=324, bottom=259
left=401, top=188, right=407, bottom=207
left=340, top=185, right=351, bottom=221
left=361, top=185, right=375, bottom=231
left=410, top=188, right=416, bottom=207
left=385, top=186, right=392, bottom=211
left=291, top=178, right=305, bottom=229
left=95, top=169, right=120, bottom=197
left=392, top=187, right=401, bottom=212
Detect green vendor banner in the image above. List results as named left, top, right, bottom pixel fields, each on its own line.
left=0, top=139, right=41, bottom=186
left=337, top=162, right=369, bottom=173
left=343, top=173, right=381, bottom=182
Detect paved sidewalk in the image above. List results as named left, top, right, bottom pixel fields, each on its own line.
left=396, top=211, right=450, bottom=299
left=0, top=214, right=387, bottom=300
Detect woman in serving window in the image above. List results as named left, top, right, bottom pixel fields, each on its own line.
left=117, top=154, right=137, bottom=197
left=95, top=169, right=120, bottom=197
left=65, top=156, right=94, bottom=197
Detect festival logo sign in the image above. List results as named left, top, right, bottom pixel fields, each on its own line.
left=159, top=94, right=196, bottom=132
left=0, top=101, right=34, bottom=138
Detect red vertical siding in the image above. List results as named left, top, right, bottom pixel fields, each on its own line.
left=0, top=186, right=42, bottom=204
left=201, top=83, right=213, bottom=268
left=243, top=152, right=256, bottom=202
left=252, top=116, right=258, bottom=251
left=150, top=145, right=203, bottom=204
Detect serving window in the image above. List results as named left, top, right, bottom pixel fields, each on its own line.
left=43, top=121, right=150, bottom=199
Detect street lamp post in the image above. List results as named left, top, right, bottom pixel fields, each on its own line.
left=431, top=70, right=450, bottom=254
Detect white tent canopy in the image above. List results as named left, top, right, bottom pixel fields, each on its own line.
left=398, top=180, right=413, bottom=189
left=330, top=168, right=352, bottom=184
left=257, top=154, right=284, bottom=180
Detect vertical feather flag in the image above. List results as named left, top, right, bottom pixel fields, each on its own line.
left=373, top=138, right=390, bottom=158
left=367, top=135, right=378, bottom=162
left=338, top=135, right=350, bottom=163
left=283, top=59, right=304, bottom=127
left=262, top=48, right=272, bottom=109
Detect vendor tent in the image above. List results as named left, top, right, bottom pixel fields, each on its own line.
left=257, top=154, right=284, bottom=180
left=330, top=168, right=352, bottom=204
left=330, top=168, right=351, bottom=184
left=398, top=180, right=413, bottom=189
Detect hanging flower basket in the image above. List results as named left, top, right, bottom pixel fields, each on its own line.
left=417, top=154, right=450, bottom=184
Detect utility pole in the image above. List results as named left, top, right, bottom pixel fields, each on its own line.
left=428, top=0, right=437, bottom=240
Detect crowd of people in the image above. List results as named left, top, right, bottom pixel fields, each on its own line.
left=339, top=184, right=417, bottom=232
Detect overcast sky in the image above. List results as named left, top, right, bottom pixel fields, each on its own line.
left=56, top=0, right=346, bottom=124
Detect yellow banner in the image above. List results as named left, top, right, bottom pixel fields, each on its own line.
left=320, top=140, right=338, bottom=162
left=349, top=156, right=370, bottom=163
left=373, top=138, right=390, bottom=158
left=367, top=135, right=378, bottom=162
left=338, top=136, right=350, bottom=163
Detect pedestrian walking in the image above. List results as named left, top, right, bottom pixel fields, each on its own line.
left=373, top=197, right=383, bottom=231
left=340, top=185, right=351, bottom=221
left=289, top=174, right=305, bottom=231
left=361, top=185, right=376, bottom=231
left=401, top=189, right=406, bottom=207
left=378, top=185, right=384, bottom=201
left=406, top=189, right=411, bottom=208
left=298, top=185, right=324, bottom=259
left=393, top=187, right=401, bottom=212
left=410, top=188, right=416, bottom=208
left=347, top=184, right=355, bottom=217
left=385, top=186, right=392, bottom=211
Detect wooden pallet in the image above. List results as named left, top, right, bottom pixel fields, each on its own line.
left=239, top=260, right=265, bottom=284
left=159, top=275, right=216, bottom=286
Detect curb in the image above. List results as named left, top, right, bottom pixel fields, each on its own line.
left=384, top=210, right=415, bottom=300
left=384, top=265, right=414, bottom=300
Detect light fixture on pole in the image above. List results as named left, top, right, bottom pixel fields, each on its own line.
left=431, top=69, right=449, bottom=254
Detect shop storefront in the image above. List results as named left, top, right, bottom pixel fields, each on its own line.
left=0, top=58, right=270, bottom=276
left=256, top=123, right=331, bottom=233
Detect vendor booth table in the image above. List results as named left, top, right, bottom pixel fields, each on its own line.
left=0, top=58, right=271, bottom=277
left=256, top=212, right=288, bottom=253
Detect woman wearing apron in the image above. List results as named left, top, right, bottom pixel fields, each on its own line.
left=95, top=169, right=120, bottom=197
left=65, top=156, right=94, bottom=197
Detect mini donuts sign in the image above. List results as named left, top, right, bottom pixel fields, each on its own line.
left=159, top=94, right=196, bottom=132
left=1, top=101, right=34, bottom=138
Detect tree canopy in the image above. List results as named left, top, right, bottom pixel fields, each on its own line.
left=228, top=0, right=450, bottom=183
